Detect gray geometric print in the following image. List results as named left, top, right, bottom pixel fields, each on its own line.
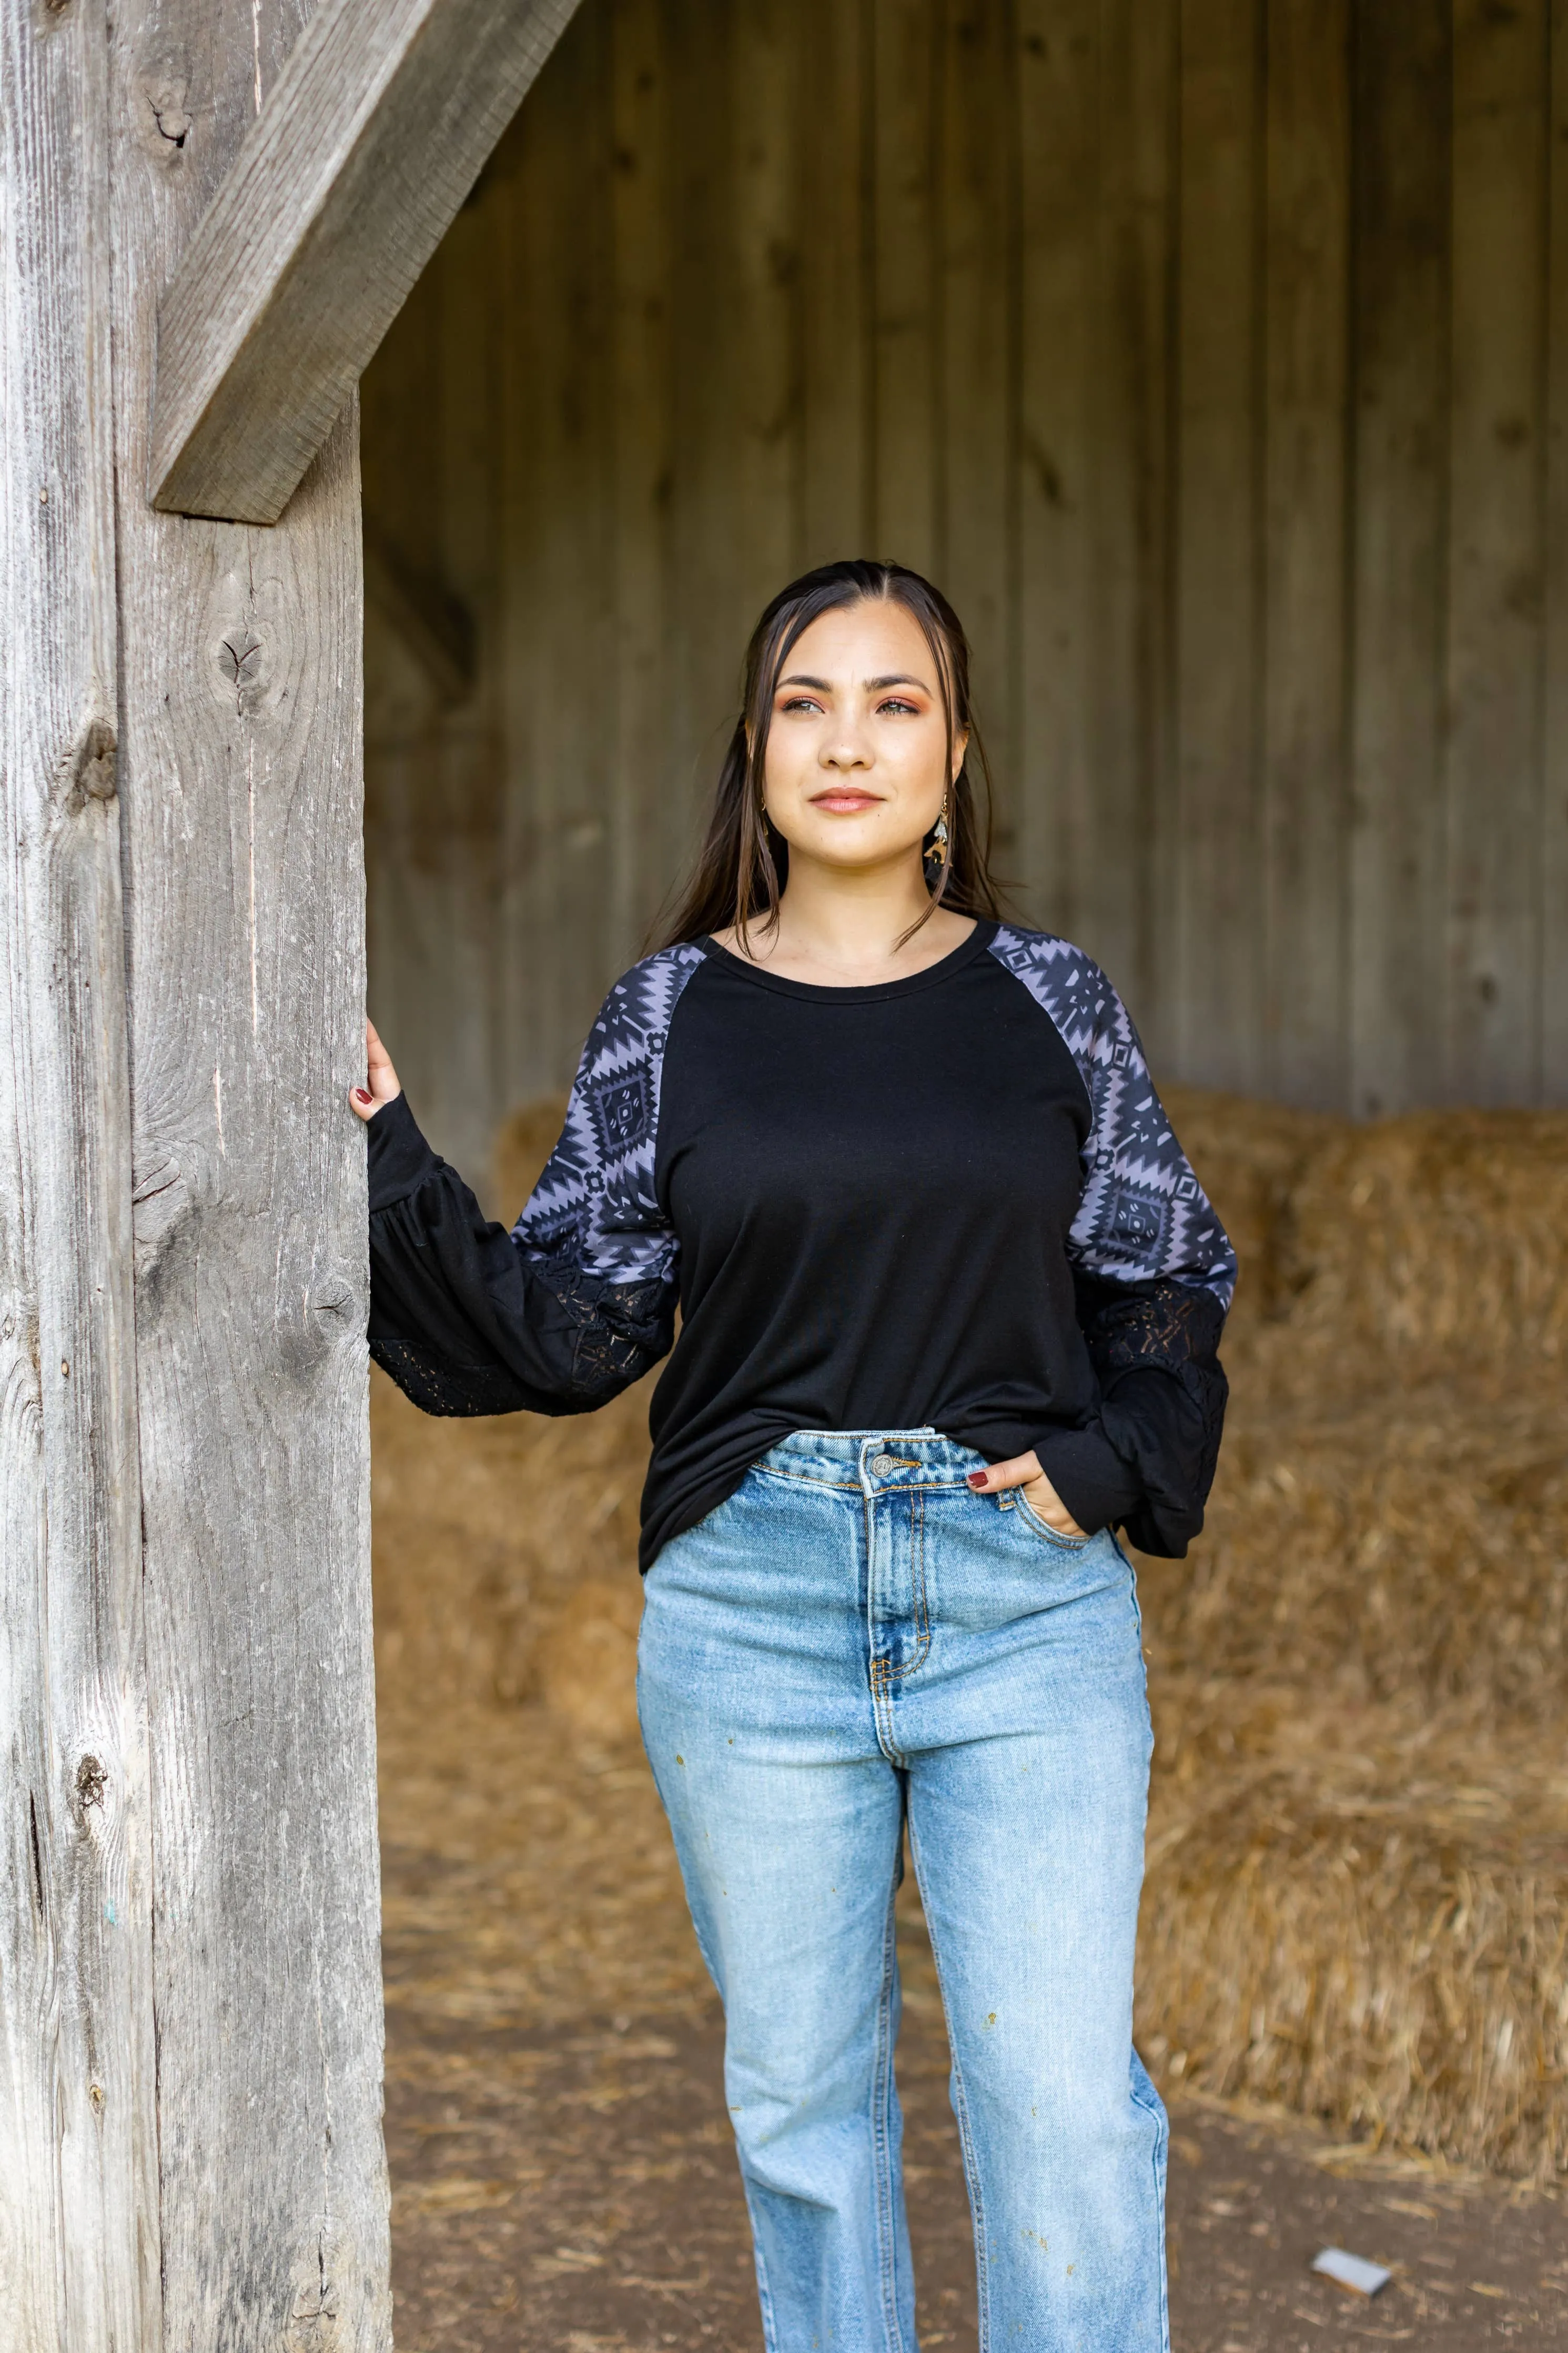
left=987, top=926, right=1237, bottom=1310
left=511, top=942, right=707, bottom=1283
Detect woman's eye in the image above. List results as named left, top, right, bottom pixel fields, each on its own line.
left=877, top=697, right=920, bottom=717
left=780, top=696, right=823, bottom=715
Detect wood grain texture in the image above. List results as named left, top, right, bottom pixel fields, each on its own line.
left=609, top=0, right=676, bottom=961
left=1546, top=1, right=1568, bottom=1098
left=1090, top=0, right=1175, bottom=1022
left=361, top=260, right=495, bottom=1175
left=1261, top=0, right=1350, bottom=1104
left=363, top=521, right=476, bottom=709
left=1173, top=0, right=1263, bottom=1091
left=1346, top=0, right=1451, bottom=1118
left=150, top=0, right=584, bottom=524
left=1445, top=0, right=1549, bottom=1101
left=504, top=7, right=618, bottom=1110
left=727, top=0, right=800, bottom=627
left=0, top=6, right=158, bottom=2347
left=110, top=0, right=391, bottom=2341
left=941, top=0, right=1016, bottom=870
left=1015, top=0, right=1100, bottom=940
left=871, top=0, right=940, bottom=572
left=424, top=190, right=508, bottom=1183
left=798, top=0, right=872, bottom=567
left=1006, top=0, right=1178, bottom=1005
left=665, top=0, right=748, bottom=854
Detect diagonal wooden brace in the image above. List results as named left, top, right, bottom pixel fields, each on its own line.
left=149, top=0, right=583, bottom=525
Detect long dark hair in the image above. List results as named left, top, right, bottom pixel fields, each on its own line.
left=650, top=558, right=1002, bottom=952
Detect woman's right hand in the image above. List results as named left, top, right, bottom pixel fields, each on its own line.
left=350, top=1018, right=402, bottom=1124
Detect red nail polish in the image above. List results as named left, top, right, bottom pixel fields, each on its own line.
left=966, top=1470, right=987, bottom=1489
left=356, top=1088, right=372, bottom=1105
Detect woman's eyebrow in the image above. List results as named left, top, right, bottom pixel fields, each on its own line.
left=775, top=671, right=932, bottom=692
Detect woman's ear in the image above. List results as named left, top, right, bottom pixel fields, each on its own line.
left=951, top=729, right=970, bottom=783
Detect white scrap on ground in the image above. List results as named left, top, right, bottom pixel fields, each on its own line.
left=1311, top=2246, right=1392, bottom=2297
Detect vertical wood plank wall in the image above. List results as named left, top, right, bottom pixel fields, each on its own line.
left=363, top=0, right=1568, bottom=1174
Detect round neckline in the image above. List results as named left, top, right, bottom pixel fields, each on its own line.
left=699, top=918, right=998, bottom=1003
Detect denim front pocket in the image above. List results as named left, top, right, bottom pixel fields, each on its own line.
left=1014, top=1489, right=1094, bottom=1549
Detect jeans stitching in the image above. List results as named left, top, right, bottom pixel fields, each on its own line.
left=1130, top=2065, right=1172, bottom=2353
left=879, top=1491, right=932, bottom=1684
left=756, top=1463, right=972, bottom=1495
left=739, top=2177, right=783, bottom=2353
left=871, top=1656, right=901, bottom=1762
left=909, top=1831, right=993, bottom=2353
left=789, top=1425, right=940, bottom=1439
left=872, top=1494, right=930, bottom=1762
left=1013, top=1490, right=1094, bottom=1548
left=754, top=1464, right=864, bottom=1490
left=870, top=1869, right=912, bottom=2353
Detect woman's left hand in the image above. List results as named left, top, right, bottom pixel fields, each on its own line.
left=966, top=1451, right=1087, bottom=1537
left=350, top=1018, right=402, bottom=1124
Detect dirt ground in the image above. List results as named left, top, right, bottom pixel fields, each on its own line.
left=379, top=1702, right=1568, bottom=2351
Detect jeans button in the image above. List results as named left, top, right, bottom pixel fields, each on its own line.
left=868, top=1453, right=899, bottom=1476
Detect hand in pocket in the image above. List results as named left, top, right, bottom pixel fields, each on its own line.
left=965, top=1451, right=1087, bottom=1538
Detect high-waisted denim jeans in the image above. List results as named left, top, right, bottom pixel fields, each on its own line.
left=637, top=1429, right=1168, bottom=2353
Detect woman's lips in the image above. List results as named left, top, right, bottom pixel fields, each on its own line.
left=810, top=792, right=882, bottom=812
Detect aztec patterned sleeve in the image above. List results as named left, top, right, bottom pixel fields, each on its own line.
left=988, top=927, right=1239, bottom=1557
left=365, top=945, right=707, bottom=1420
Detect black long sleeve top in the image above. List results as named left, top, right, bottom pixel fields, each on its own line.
left=367, top=920, right=1236, bottom=1570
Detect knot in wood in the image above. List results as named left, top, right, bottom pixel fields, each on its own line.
left=57, top=716, right=117, bottom=813
left=219, top=630, right=265, bottom=704
left=75, top=1754, right=108, bottom=1810
left=309, top=1278, right=357, bottom=1325
left=144, top=80, right=190, bottom=150
left=131, top=1153, right=193, bottom=1288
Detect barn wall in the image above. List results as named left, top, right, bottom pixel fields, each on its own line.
left=362, top=0, right=1568, bottom=1180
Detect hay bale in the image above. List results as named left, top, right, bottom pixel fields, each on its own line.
left=1138, top=1390, right=1568, bottom=1723
left=1276, top=1110, right=1568, bottom=1379
left=371, top=1369, right=650, bottom=1716
left=1159, top=1085, right=1344, bottom=1329
left=1137, top=1695, right=1568, bottom=2182
left=1174, top=1095, right=1568, bottom=1395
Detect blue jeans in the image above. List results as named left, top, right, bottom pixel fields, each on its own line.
left=638, top=1429, right=1168, bottom=2353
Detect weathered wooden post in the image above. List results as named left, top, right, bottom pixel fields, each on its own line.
left=4, top=0, right=580, bottom=2342
left=1, top=4, right=158, bottom=2345
left=107, top=0, right=390, bottom=2328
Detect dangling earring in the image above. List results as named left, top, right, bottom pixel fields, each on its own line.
left=925, top=793, right=950, bottom=871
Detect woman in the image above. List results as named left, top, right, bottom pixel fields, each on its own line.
left=355, top=558, right=1235, bottom=2353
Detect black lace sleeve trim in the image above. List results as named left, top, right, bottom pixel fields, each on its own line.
left=1072, top=1272, right=1229, bottom=1557
left=1075, top=1271, right=1225, bottom=1378
left=367, top=1336, right=542, bottom=1419
left=367, top=1131, right=677, bottom=1421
